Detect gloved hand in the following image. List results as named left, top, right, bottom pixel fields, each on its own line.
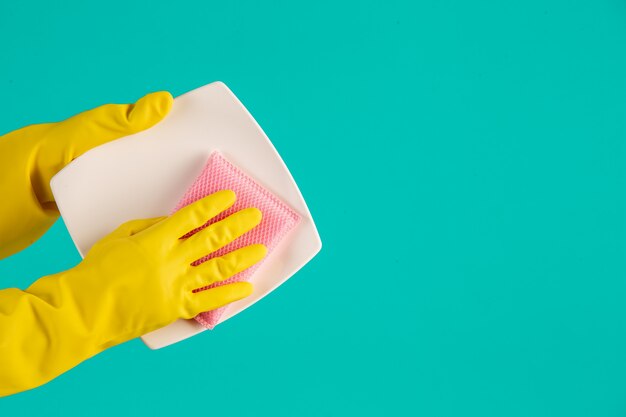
left=0, top=190, right=266, bottom=397
left=0, top=91, right=173, bottom=259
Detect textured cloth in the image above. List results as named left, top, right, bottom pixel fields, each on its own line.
left=173, top=151, right=301, bottom=328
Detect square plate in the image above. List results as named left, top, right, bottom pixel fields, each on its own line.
left=50, top=82, right=322, bottom=349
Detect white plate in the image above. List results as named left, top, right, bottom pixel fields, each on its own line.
left=50, top=82, right=322, bottom=349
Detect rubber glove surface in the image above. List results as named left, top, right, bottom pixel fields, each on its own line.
left=0, top=190, right=266, bottom=397
left=0, top=91, right=173, bottom=259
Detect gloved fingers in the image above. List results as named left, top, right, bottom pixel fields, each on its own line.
left=162, top=190, right=236, bottom=239
left=183, top=282, right=254, bottom=319
left=181, top=207, right=262, bottom=263
left=111, top=216, right=167, bottom=238
left=47, top=91, right=173, bottom=159
left=184, top=244, right=267, bottom=291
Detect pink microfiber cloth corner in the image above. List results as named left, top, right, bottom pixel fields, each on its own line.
left=172, top=151, right=301, bottom=329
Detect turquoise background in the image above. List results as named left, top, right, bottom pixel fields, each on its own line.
left=1, top=1, right=626, bottom=416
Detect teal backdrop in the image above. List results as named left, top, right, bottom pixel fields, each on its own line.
left=1, top=1, right=626, bottom=416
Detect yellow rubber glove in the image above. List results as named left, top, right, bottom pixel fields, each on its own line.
left=0, top=91, right=173, bottom=259
left=0, top=190, right=266, bottom=397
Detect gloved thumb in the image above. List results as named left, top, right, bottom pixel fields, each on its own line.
left=47, top=91, right=173, bottom=158
left=33, top=91, right=173, bottom=205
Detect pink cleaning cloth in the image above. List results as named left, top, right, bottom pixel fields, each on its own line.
left=172, top=151, right=301, bottom=329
